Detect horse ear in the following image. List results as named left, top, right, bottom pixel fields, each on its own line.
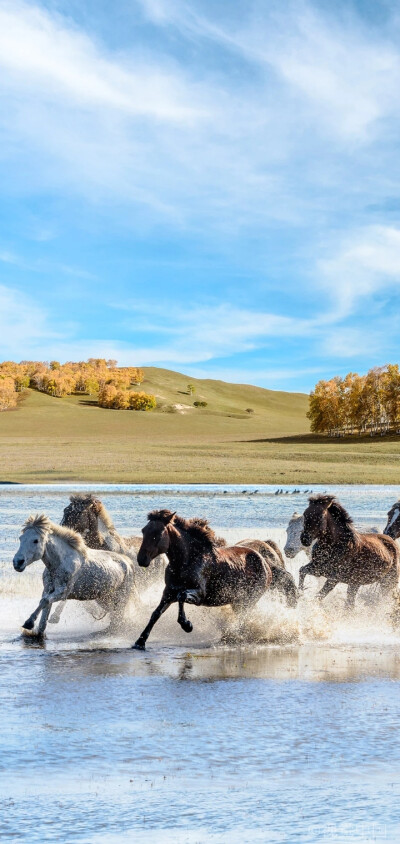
left=166, top=511, right=176, bottom=524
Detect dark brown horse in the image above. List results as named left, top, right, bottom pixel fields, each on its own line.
left=133, top=510, right=272, bottom=650
left=383, top=500, right=400, bottom=540
left=235, top=539, right=298, bottom=606
left=299, top=494, right=399, bottom=608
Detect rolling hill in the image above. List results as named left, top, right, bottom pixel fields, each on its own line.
left=0, top=367, right=399, bottom=483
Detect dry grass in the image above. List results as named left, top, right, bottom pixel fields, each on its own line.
left=0, top=367, right=399, bottom=483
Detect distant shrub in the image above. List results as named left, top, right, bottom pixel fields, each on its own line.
left=128, top=391, right=156, bottom=411
left=193, top=400, right=207, bottom=408
left=245, top=408, right=254, bottom=414
left=187, top=384, right=195, bottom=395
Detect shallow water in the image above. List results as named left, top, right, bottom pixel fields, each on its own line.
left=1, top=484, right=400, bottom=843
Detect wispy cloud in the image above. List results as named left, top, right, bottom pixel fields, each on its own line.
left=0, top=1, right=399, bottom=387
left=319, top=225, right=400, bottom=317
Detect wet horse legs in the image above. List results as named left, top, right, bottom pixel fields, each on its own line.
left=316, top=579, right=338, bottom=601
left=345, top=583, right=360, bottom=610
left=133, top=590, right=175, bottom=650
left=177, top=600, right=193, bottom=633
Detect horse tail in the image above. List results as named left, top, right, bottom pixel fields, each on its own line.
left=264, top=539, right=286, bottom=569
left=270, top=567, right=298, bottom=607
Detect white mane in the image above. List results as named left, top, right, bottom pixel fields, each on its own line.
left=23, top=514, right=88, bottom=556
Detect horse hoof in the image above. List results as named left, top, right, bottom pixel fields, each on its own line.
left=132, top=640, right=146, bottom=651
left=181, top=620, right=193, bottom=633
left=22, top=619, right=34, bottom=631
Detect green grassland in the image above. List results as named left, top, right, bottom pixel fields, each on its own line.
left=0, top=367, right=400, bottom=483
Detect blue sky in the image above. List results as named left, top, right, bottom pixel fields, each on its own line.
left=1, top=0, right=400, bottom=391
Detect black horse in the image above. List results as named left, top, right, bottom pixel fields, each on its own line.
left=133, top=510, right=273, bottom=650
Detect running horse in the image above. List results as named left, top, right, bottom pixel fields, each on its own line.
left=383, top=500, right=400, bottom=540
left=234, top=538, right=298, bottom=606
left=132, top=510, right=273, bottom=650
left=13, top=514, right=136, bottom=636
left=61, top=494, right=142, bottom=555
left=299, top=494, right=399, bottom=608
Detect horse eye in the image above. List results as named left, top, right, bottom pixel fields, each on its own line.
left=33, top=539, right=38, bottom=544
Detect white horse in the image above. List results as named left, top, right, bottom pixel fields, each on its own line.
left=13, top=514, right=136, bottom=636
left=284, top=513, right=313, bottom=561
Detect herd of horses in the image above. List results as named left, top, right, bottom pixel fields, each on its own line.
left=11, top=492, right=400, bottom=648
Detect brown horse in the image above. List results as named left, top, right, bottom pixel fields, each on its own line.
left=235, top=539, right=298, bottom=606
left=299, top=494, right=399, bottom=608
left=133, top=510, right=272, bottom=650
left=383, top=500, right=400, bottom=540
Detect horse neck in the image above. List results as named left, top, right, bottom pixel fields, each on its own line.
left=325, top=511, right=354, bottom=546
left=165, top=525, right=190, bottom=572
left=96, top=515, right=123, bottom=551
left=42, top=533, right=76, bottom=573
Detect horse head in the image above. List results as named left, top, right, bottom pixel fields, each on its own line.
left=13, top=514, right=50, bottom=571
left=301, top=494, right=354, bottom=546
left=138, top=510, right=176, bottom=567
left=284, top=512, right=305, bottom=558
left=61, top=494, right=103, bottom=546
left=300, top=495, right=336, bottom=546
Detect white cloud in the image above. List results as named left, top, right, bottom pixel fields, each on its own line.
left=1, top=0, right=396, bottom=234
left=319, top=225, right=400, bottom=316
left=117, top=301, right=319, bottom=363
left=0, top=2, right=201, bottom=123
left=138, top=0, right=400, bottom=141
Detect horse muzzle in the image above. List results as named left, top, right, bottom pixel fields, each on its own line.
left=300, top=531, right=312, bottom=547
left=13, top=557, right=26, bottom=572
left=137, top=551, right=151, bottom=568
left=283, top=545, right=296, bottom=558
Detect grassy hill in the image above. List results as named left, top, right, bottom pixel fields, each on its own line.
left=0, top=367, right=399, bottom=483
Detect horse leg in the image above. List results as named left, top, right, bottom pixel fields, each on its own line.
left=178, top=589, right=202, bottom=605
left=380, top=566, right=399, bottom=596
left=22, top=583, right=72, bottom=633
left=177, top=600, right=193, bottom=633
left=345, top=583, right=359, bottom=611
left=316, top=579, right=338, bottom=601
left=37, top=606, right=51, bottom=636
left=108, top=583, right=133, bottom=632
left=48, top=601, right=66, bottom=624
left=132, top=591, right=175, bottom=650
left=298, top=562, right=318, bottom=590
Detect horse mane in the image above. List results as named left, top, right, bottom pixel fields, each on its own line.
left=23, top=513, right=51, bottom=536
left=308, top=494, right=357, bottom=542
left=23, top=514, right=88, bottom=556
left=388, top=499, right=400, bottom=515
left=69, top=493, right=115, bottom=530
left=148, top=509, right=220, bottom=550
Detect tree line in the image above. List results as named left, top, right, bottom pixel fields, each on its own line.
left=0, top=359, right=156, bottom=412
left=308, top=365, right=400, bottom=436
